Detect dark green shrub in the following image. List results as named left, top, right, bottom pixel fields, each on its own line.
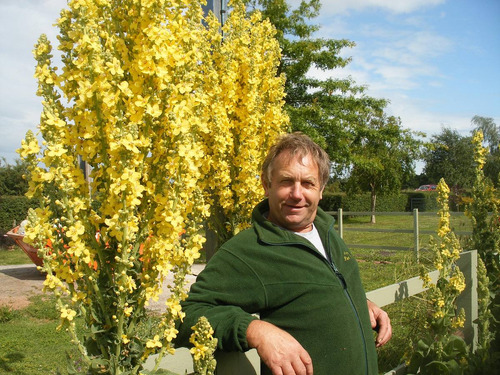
left=320, top=192, right=409, bottom=212
left=405, top=192, right=438, bottom=212
left=0, top=195, right=38, bottom=245
left=319, top=193, right=345, bottom=212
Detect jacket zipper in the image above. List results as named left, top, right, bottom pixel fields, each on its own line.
left=324, top=222, right=370, bottom=375
left=261, top=225, right=371, bottom=374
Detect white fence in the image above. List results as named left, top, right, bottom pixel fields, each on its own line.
left=330, top=209, right=472, bottom=262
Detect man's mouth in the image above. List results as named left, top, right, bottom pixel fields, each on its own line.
left=285, top=204, right=305, bottom=211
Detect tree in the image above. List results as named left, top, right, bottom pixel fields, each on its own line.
left=345, top=113, right=424, bottom=223
left=0, top=158, right=29, bottom=196
left=423, top=128, right=475, bottom=189
left=472, top=115, right=500, bottom=186
left=243, top=0, right=387, bottom=167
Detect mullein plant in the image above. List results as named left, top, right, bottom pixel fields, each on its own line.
left=189, top=317, right=217, bottom=375
left=465, top=130, right=499, bottom=371
left=201, top=0, right=287, bottom=246
left=18, top=0, right=286, bottom=374
left=406, top=179, right=468, bottom=374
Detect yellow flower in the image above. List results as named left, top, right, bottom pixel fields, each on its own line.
left=60, top=307, right=77, bottom=321
left=146, top=335, right=162, bottom=349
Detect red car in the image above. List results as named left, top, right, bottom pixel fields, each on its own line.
left=415, top=184, right=437, bottom=191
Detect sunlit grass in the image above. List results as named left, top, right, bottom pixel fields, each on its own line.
left=0, top=244, right=33, bottom=265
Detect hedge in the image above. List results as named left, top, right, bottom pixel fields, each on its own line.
left=319, top=192, right=444, bottom=213
left=0, top=195, right=38, bottom=245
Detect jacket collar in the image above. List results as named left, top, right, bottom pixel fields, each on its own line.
left=252, top=199, right=335, bottom=246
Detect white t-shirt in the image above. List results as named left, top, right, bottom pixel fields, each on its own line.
left=294, top=224, right=327, bottom=259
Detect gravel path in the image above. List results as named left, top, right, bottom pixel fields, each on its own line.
left=0, top=263, right=204, bottom=311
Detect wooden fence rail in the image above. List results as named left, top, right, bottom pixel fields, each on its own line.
left=145, top=250, right=479, bottom=375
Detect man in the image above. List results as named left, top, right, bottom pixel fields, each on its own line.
left=177, top=133, right=392, bottom=375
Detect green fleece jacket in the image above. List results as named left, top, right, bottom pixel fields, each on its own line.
left=177, top=200, right=378, bottom=375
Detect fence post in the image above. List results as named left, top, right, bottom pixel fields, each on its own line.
left=413, top=208, right=419, bottom=262
left=456, top=250, right=478, bottom=351
left=338, top=208, right=343, bottom=239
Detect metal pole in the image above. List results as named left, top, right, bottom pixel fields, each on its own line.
left=413, top=208, right=419, bottom=262
left=202, top=0, right=227, bottom=25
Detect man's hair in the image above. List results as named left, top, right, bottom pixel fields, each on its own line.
left=261, top=132, right=330, bottom=189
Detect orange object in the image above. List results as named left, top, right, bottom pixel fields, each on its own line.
left=6, top=227, right=44, bottom=267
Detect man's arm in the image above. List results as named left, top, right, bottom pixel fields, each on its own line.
left=176, top=249, right=265, bottom=351
left=246, top=320, right=313, bottom=375
left=366, top=299, right=392, bottom=347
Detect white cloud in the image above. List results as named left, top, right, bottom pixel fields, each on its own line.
left=304, top=0, right=447, bottom=14
left=0, top=0, right=66, bottom=162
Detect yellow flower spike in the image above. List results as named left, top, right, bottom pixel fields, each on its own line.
left=412, top=177, right=468, bottom=367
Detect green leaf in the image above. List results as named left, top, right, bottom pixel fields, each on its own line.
left=426, top=360, right=451, bottom=374
left=444, top=335, right=468, bottom=358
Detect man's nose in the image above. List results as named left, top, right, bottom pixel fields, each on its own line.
left=290, top=182, right=303, bottom=199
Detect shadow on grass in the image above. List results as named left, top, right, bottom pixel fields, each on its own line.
left=0, top=352, right=26, bottom=374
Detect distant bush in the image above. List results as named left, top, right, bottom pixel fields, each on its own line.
left=320, top=192, right=408, bottom=212
left=0, top=196, right=38, bottom=245
left=319, top=191, right=474, bottom=213
left=319, top=193, right=345, bottom=212
left=405, top=191, right=439, bottom=212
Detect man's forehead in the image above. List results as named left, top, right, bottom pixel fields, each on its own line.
left=273, top=152, right=319, bottom=178
left=275, top=150, right=315, bottom=166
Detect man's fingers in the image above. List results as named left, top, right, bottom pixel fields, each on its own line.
left=248, top=320, right=313, bottom=375
left=375, top=312, right=392, bottom=347
left=300, top=351, right=314, bottom=375
left=366, top=299, right=392, bottom=347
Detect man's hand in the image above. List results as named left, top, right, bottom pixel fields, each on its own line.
left=246, top=320, right=313, bottom=375
left=367, top=299, right=392, bottom=347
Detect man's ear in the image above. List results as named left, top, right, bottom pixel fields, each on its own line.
left=319, top=186, right=324, bottom=200
left=261, top=174, right=270, bottom=197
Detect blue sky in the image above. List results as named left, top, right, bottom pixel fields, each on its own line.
left=300, top=0, right=500, bottom=138
left=1, top=0, right=499, bottom=167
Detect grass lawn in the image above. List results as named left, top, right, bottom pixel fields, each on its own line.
left=0, top=294, right=82, bottom=375
left=0, top=243, right=34, bottom=265
left=0, top=211, right=474, bottom=374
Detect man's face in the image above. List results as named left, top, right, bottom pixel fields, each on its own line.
left=262, top=152, right=324, bottom=233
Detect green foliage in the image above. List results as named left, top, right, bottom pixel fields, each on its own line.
left=406, top=335, right=469, bottom=375
left=345, top=114, right=425, bottom=217
left=243, top=0, right=388, bottom=167
left=0, top=195, right=38, bottom=244
left=318, top=193, right=344, bottom=211
left=320, top=192, right=418, bottom=213
left=0, top=158, right=30, bottom=196
left=423, top=128, right=475, bottom=189
left=406, top=192, right=440, bottom=212
left=0, top=305, right=15, bottom=323
left=471, top=116, right=500, bottom=187
left=465, top=131, right=500, bottom=368
left=407, top=179, right=469, bottom=374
